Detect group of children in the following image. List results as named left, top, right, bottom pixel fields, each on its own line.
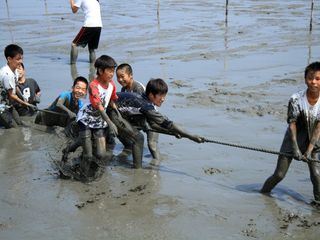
left=1, top=43, right=320, bottom=206
left=28, top=51, right=203, bottom=180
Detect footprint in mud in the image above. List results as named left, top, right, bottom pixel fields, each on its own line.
left=129, top=184, right=147, bottom=193
left=279, top=210, right=320, bottom=230
left=203, top=167, right=232, bottom=175
left=241, top=219, right=258, bottom=238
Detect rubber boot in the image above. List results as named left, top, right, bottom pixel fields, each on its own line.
left=70, top=44, right=78, bottom=64
left=89, top=49, right=96, bottom=63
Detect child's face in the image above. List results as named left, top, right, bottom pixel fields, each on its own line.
left=305, top=70, right=320, bottom=93
left=116, top=69, right=133, bottom=88
left=149, top=93, right=166, bottom=107
left=7, top=54, right=23, bottom=70
left=16, top=64, right=25, bottom=79
left=100, top=67, right=115, bottom=84
left=72, top=81, right=87, bottom=99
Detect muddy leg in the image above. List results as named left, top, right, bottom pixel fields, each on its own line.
left=70, top=44, right=78, bottom=64
left=89, top=48, right=96, bottom=63
left=147, top=131, right=160, bottom=160
left=132, top=132, right=144, bottom=169
left=261, top=155, right=292, bottom=193
left=308, top=153, right=320, bottom=201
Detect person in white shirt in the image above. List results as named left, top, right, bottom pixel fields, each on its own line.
left=69, top=0, right=103, bottom=64
left=0, top=44, right=36, bottom=128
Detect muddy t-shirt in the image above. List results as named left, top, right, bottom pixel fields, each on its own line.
left=115, top=92, right=173, bottom=130
left=77, top=79, right=117, bottom=129
left=287, top=89, right=320, bottom=140
left=48, top=91, right=83, bottom=114
left=120, top=80, right=145, bottom=95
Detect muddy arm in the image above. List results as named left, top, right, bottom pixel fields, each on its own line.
left=304, top=121, right=320, bottom=159
left=56, top=98, right=76, bottom=119
left=289, top=122, right=303, bottom=160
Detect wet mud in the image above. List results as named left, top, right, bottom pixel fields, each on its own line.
left=1, top=0, right=320, bottom=239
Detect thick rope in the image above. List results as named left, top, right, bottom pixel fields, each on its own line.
left=146, top=129, right=320, bottom=164
left=203, top=138, right=320, bottom=164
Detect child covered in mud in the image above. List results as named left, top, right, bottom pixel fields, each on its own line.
left=261, top=61, right=320, bottom=206
left=115, top=63, right=160, bottom=161
left=0, top=44, right=37, bottom=128
left=61, top=55, right=118, bottom=180
left=109, top=78, right=204, bottom=168
left=16, top=63, right=41, bottom=116
left=35, top=76, right=88, bottom=128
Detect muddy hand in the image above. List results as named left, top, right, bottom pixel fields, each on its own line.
left=190, top=135, right=205, bottom=143
left=292, top=144, right=303, bottom=161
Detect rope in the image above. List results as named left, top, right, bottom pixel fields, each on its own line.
left=146, top=129, right=320, bottom=164
left=203, top=138, right=320, bottom=164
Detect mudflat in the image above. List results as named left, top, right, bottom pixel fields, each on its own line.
left=0, top=0, right=320, bottom=239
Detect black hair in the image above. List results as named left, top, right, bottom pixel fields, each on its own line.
left=20, top=62, right=25, bottom=69
left=305, top=62, right=320, bottom=79
left=146, top=78, right=168, bottom=96
left=73, top=76, right=88, bottom=88
left=94, top=55, right=117, bottom=76
left=116, top=63, right=133, bottom=75
left=4, top=44, right=23, bottom=59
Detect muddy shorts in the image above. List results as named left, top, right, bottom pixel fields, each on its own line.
left=73, top=27, right=101, bottom=50
left=280, top=128, right=320, bottom=155
left=78, top=121, right=106, bottom=139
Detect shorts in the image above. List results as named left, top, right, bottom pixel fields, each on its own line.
left=78, top=121, right=106, bottom=139
left=280, top=128, right=320, bottom=154
left=73, top=27, right=101, bottom=50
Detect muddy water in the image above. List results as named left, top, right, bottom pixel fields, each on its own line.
left=1, top=0, right=320, bottom=239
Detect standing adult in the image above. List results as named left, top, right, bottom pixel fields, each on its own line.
left=69, top=0, right=103, bottom=64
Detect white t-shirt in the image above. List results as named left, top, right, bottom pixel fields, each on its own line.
left=74, top=0, right=103, bottom=27
left=0, top=64, right=18, bottom=96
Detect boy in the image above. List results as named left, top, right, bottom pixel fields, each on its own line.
left=109, top=78, right=204, bottom=169
left=115, top=63, right=159, bottom=160
left=69, top=0, right=102, bottom=64
left=16, top=63, right=41, bottom=116
left=35, top=76, right=88, bottom=127
left=261, top=62, right=320, bottom=205
left=0, top=44, right=35, bottom=127
left=63, top=55, right=118, bottom=180
left=116, top=63, right=145, bottom=94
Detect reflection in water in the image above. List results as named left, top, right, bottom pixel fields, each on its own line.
left=70, top=63, right=96, bottom=82
left=5, top=0, right=14, bottom=42
left=225, top=0, right=229, bottom=25
left=157, top=0, right=160, bottom=27
left=307, top=32, right=312, bottom=65
left=309, top=0, right=314, bottom=32
left=70, top=64, right=78, bottom=80
left=43, top=0, right=48, bottom=15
